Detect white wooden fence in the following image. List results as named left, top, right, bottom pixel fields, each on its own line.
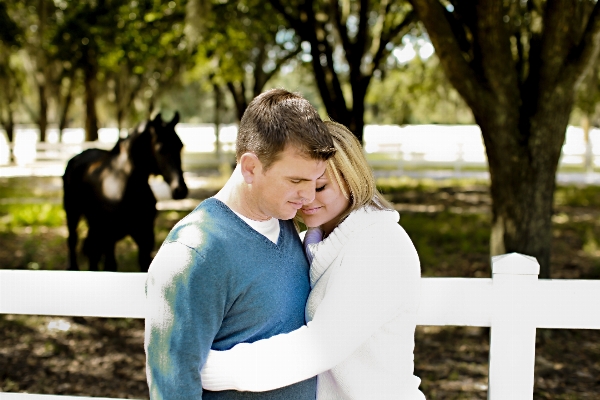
left=3, top=122, right=600, bottom=174
left=13, top=140, right=600, bottom=171
left=1, top=252, right=599, bottom=400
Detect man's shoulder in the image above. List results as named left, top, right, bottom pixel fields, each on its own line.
left=165, top=198, right=236, bottom=248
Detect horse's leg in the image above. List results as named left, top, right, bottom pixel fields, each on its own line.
left=63, top=192, right=81, bottom=271
left=103, top=240, right=118, bottom=272
left=131, top=219, right=155, bottom=273
left=82, top=228, right=102, bottom=271
left=65, top=211, right=81, bottom=271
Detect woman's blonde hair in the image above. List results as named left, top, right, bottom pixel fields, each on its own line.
left=322, top=121, right=393, bottom=223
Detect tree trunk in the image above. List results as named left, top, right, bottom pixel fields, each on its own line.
left=349, top=79, right=370, bottom=143
left=214, top=84, right=221, bottom=161
left=35, top=0, right=48, bottom=143
left=117, top=107, right=125, bottom=132
left=58, top=77, right=74, bottom=142
left=270, top=0, right=414, bottom=144
left=226, top=82, right=248, bottom=122
left=84, top=63, right=98, bottom=142
left=38, top=83, right=48, bottom=142
left=409, top=0, right=600, bottom=278
left=4, top=111, right=15, bottom=164
left=472, top=65, right=575, bottom=280
left=481, top=113, right=566, bottom=280
left=4, top=115, right=14, bottom=143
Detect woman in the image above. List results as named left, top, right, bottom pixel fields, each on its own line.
left=201, top=121, right=425, bottom=399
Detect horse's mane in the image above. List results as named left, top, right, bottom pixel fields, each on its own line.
left=108, top=120, right=148, bottom=155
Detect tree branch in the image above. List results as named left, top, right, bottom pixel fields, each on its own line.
left=379, top=9, right=417, bottom=51
left=369, top=10, right=417, bottom=77
left=330, top=0, right=351, bottom=58
left=269, top=0, right=302, bottom=31
left=409, top=0, right=488, bottom=112
left=565, top=2, right=600, bottom=88
left=263, top=47, right=302, bottom=85
left=352, top=0, right=370, bottom=66
left=538, top=0, right=581, bottom=88
left=226, top=81, right=247, bottom=121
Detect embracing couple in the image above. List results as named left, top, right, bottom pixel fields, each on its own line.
left=144, top=89, right=425, bottom=400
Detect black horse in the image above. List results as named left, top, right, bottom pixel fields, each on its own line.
left=63, top=112, right=188, bottom=272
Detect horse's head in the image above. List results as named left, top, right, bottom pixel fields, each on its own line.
left=147, top=112, right=188, bottom=200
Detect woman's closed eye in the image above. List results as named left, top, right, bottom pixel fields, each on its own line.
left=316, top=185, right=326, bottom=192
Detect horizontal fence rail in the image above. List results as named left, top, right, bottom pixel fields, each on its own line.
left=0, top=270, right=147, bottom=318
left=1, top=253, right=600, bottom=400
left=6, top=141, right=599, bottom=170
left=2, top=122, right=600, bottom=174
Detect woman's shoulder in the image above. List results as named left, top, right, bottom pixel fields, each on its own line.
left=346, top=208, right=415, bottom=250
left=346, top=207, right=400, bottom=232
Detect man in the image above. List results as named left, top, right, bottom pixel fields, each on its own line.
left=144, top=88, right=336, bottom=399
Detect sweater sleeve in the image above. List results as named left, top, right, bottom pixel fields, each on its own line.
left=145, top=241, right=226, bottom=399
left=200, top=222, right=421, bottom=392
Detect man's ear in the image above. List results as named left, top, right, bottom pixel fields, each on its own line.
left=239, top=153, right=261, bottom=184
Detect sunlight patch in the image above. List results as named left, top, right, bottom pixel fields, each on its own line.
left=47, top=318, right=71, bottom=332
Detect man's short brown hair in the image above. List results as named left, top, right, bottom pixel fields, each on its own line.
left=236, top=88, right=336, bottom=169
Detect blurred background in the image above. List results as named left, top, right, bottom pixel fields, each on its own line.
left=1, top=1, right=600, bottom=399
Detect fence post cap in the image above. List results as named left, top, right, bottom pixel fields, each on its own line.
left=491, top=252, right=540, bottom=275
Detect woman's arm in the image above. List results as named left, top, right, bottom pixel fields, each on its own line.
left=201, top=223, right=421, bottom=392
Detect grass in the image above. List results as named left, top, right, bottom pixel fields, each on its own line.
left=401, top=211, right=491, bottom=277
left=554, top=184, right=600, bottom=207
left=0, top=176, right=63, bottom=200
left=0, top=204, right=65, bottom=229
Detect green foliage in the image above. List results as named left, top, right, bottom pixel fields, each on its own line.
left=49, top=0, right=188, bottom=126
left=185, top=0, right=300, bottom=120
left=366, top=55, right=474, bottom=125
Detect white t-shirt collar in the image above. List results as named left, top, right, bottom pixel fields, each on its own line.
left=231, top=210, right=281, bottom=244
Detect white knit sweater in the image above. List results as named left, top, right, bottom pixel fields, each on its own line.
left=201, top=207, right=425, bottom=400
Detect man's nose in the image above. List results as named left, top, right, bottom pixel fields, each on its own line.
left=298, top=182, right=316, bottom=204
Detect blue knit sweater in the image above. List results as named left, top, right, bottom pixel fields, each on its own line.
left=145, top=198, right=316, bottom=399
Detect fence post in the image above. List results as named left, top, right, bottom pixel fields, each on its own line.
left=488, top=253, right=539, bottom=400
left=394, top=143, right=404, bottom=175
left=454, top=142, right=464, bottom=174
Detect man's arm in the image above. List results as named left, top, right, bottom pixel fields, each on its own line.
left=145, top=241, right=226, bottom=399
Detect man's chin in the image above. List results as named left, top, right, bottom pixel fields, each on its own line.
left=278, top=213, right=296, bottom=221
left=276, top=209, right=298, bottom=221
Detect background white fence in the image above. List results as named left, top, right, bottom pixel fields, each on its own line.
left=1, top=253, right=599, bottom=399
left=1, top=124, right=599, bottom=173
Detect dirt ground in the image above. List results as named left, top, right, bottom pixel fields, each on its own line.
left=1, top=177, right=599, bottom=399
